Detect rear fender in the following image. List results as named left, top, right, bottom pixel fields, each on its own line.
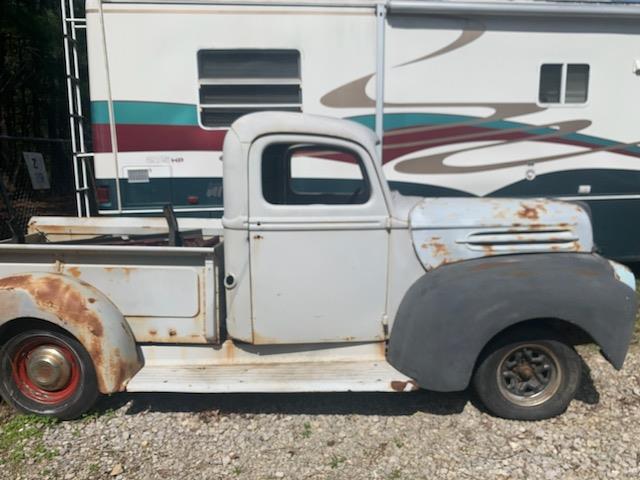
left=0, top=273, right=142, bottom=393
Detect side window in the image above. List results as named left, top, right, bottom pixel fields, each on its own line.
left=538, top=63, right=590, bottom=105
left=262, top=143, right=370, bottom=206
left=538, top=64, right=562, bottom=103
left=197, top=50, right=302, bottom=128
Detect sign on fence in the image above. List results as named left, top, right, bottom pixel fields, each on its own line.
left=23, top=152, right=50, bottom=190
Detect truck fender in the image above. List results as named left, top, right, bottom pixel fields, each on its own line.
left=387, top=253, right=637, bottom=392
left=0, top=273, right=143, bottom=393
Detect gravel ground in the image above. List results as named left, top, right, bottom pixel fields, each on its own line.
left=1, top=343, right=640, bottom=480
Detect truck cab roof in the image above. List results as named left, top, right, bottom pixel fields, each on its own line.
left=228, top=111, right=378, bottom=152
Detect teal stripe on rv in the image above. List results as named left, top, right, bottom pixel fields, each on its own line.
left=91, top=101, right=199, bottom=126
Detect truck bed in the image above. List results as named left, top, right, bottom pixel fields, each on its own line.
left=0, top=240, right=222, bottom=344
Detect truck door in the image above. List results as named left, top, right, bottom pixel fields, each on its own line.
left=248, top=135, right=390, bottom=344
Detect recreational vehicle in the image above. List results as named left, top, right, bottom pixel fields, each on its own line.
left=65, top=0, right=640, bottom=259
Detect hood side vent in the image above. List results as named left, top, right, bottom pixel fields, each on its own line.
left=460, top=228, right=580, bottom=253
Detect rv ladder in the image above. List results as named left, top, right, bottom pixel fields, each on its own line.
left=60, top=0, right=93, bottom=217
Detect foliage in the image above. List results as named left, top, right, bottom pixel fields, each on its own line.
left=0, top=0, right=79, bottom=237
left=0, top=414, right=59, bottom=466
left=0, top=0, right=68, bottom=142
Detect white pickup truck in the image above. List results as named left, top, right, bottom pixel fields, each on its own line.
left=0, top=113, right=637, bottom=420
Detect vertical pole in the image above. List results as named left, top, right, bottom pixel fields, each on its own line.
left=98, top=0, right=123, bottom=212
left=61, top=0, right=83, bottom=217
left=375, top=2, right=387, bottom=164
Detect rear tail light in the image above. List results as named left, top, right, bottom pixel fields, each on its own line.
left=96, top=185, right=110, bottom=205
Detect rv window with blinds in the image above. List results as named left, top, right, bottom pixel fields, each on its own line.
left=539, top=64, right=590, bottom=105
left=198, top=50, right=302, bottom=128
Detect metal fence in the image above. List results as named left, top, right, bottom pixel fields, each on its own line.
left=0, top=136, right=76, bottom=240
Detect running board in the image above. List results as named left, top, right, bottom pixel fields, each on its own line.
left=126, top=361, right=418, bottom=393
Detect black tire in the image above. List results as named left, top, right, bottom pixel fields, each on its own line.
left=472, top=328, right=582, bottom=420
left=0, top=329, right=99, bottom=420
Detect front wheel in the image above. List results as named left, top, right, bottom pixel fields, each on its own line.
left=472, top=328, right=582, bottom=420
left=0, top=329, right=99, bottom=419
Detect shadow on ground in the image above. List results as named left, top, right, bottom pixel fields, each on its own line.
left=92, top=358, right=600, bottom=418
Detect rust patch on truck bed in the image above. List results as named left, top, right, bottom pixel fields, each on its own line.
left=66, top=266, right=82, bottom=278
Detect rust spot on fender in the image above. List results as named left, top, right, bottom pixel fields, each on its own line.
left=168, top=328, right=177, bottom=337
left=88, top=298, right=96, bottom=304
left=430, top=242, right=448, bottom=257
left=149, top=329, right=158, bottom=336
left=0, top=275, right=103, bottom=337
left=109, top=348, right=129, bottom=392
left=390, top=380, right=419, bottom=392
left=0, top=274, right=106, bottom=386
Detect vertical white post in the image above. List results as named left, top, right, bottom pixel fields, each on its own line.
left=98, top=0, right=123, bottom=213
left=375, top=2, right=387, bottom=164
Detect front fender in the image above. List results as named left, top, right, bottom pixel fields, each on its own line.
left=387, top=253, right=637, bottom=392
left=0, top=273, right=143, bottom=393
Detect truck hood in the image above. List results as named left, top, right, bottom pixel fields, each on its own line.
left=406, top=197, right=594, bottom=271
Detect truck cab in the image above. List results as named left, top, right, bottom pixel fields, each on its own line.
left=223, top=113, right=407, bottom=345
left=0, top=113, right=636, bottom=421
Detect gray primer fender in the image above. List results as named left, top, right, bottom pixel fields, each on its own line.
left=387, top=253, right=637, bottom=392
left=0, top=273, right=143, bottom=393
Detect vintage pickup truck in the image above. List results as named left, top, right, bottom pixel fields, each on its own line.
left=0, top=113, right=637, bottom=420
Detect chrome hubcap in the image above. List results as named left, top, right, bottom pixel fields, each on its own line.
left=26, top=346, right=72, bottom=391
left=497, top=344, right=562, bottom=407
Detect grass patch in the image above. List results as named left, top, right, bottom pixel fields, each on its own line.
left=0, top=414, right=59, bottom=466
left=301, top=422, right=312, bottom=439
left=80, top=407, right=116, bottom=422
left=329, top=454, right=346, bottom=469
left=388, top=469, right=402, bottom=479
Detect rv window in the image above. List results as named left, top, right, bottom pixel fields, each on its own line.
left=539, top=64, right=562, bottom=104
left=197, top=49, right=302, bottom=128
left=261, top=143, right=370, bottom=206
left=539, top=63, right=589, bottom=105
left=565, top=64, right=590, bottom=103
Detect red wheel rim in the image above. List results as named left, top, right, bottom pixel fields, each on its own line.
left=10, top=336, right=81, bottom=405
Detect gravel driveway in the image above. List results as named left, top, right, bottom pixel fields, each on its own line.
left=2, top=342, right=640, bottom=480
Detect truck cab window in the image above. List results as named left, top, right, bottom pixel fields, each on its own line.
left=261, top=143, right=370, bottom=205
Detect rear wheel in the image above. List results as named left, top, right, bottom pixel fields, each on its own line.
left=472, top=328, right=581, bottom=420
left=0, top=329, right=99, bottom=419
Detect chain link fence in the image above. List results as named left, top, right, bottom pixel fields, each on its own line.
left=0, top=136, right=77, bottom=241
